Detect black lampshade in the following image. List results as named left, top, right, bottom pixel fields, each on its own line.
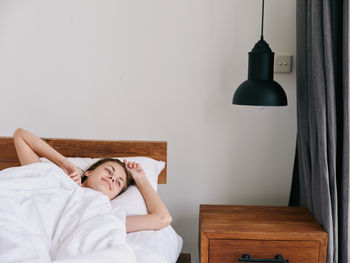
left=233, top=39, right=287, bottom=106
left=232, top=0, right=287, bottom=107
left=233, top=79, right=287, bottom=106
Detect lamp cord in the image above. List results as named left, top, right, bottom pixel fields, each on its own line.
left=260, top=0, right=264, bottom=40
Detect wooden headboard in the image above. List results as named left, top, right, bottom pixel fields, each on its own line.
left=0, top=137, right=167, bottom=184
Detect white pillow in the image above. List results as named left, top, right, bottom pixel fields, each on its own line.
left=41, top=156, right=164, bottom=214
left=41, top=156, right=164, bottom=192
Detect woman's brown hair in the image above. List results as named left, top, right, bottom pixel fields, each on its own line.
left=81, top=158, right=134, bottom=195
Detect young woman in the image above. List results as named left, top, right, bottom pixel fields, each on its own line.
left=13, top=128, right=172, bottom=233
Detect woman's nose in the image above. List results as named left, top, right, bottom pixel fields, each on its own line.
left=109, top=176, right=115, bottom=182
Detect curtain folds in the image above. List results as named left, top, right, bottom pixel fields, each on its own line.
left=289, top=0, right=349, bottom=263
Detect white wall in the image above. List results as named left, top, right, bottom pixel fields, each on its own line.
left=0, top=0, right=296, bottom=262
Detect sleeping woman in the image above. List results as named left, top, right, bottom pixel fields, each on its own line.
left=13, top=128, right=172, bottom=233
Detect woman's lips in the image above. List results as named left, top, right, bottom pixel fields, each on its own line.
left=101, top=178, right=111, bottom=190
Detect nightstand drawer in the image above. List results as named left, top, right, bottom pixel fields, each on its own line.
left=209, top=240, right=320, bottom=263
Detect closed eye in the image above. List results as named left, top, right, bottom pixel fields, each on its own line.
left=105, top=168, right=112, bottom=174
left=118, top=177, right=124, bottom=187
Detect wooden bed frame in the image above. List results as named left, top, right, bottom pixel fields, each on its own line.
left=0, top=136, right=190, bottom=263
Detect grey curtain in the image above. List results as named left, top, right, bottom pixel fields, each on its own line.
left=289, top=0, right=349, bottom=263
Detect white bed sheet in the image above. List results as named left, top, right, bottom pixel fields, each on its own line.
left=0, top=163, right=137, bottom=263
left=127, top=226, right=183, bottom=263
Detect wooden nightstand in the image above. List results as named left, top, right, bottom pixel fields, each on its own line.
left=199, top=205, right=327, bottom=263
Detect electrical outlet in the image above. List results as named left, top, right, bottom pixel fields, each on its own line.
left=274, top=55, right=292, bottom=73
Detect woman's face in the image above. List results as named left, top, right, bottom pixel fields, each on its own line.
left=82, top=161, right=127, bottom=200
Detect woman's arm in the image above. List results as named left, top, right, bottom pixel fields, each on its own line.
left=125, top=161, right=172, bottom=233
left=13, top=128, right=66, bottom=166
left=13, top=128, right=81, bottom=184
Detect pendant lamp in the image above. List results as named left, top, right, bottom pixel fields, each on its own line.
left=232, top=0, right=287, bottom=106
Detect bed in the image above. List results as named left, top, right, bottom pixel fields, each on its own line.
left=0, top=137, right=190, bottom=263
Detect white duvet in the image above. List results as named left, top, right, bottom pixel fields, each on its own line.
left=0, top=163, right=137, bottom=263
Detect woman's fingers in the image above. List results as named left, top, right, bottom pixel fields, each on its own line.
left=123, top=160, right=131, bottom=168
left=69, top=172, right=81, bottom=181
left=69, top=171, right=79, bottom=178
left=127, top=162, right=134, bottom=169
left=68, top=171, right=81, bottom=186
left=123, top=160, right=140, bottom=170
left=70, top=174, right=79, bottom=180
left=72, top=177, right=80, bottom=182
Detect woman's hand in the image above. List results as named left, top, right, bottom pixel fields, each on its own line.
left=61, top=158, right=82, bottom=186
left=68, top=170, right=82, bottom=186
left=124, top=160, right=145, bottom=182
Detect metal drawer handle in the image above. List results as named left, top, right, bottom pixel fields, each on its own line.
left=238, top=254, right=289, bottom=262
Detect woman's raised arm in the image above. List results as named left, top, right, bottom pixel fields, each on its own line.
left=124, top=161, right=172, bottom=232
left=13, top=128, right=65, bottom=166
left=13, top=128, right=81, bottom=184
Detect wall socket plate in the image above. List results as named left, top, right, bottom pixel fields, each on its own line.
left=274, top=55, right=292, bottom=73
